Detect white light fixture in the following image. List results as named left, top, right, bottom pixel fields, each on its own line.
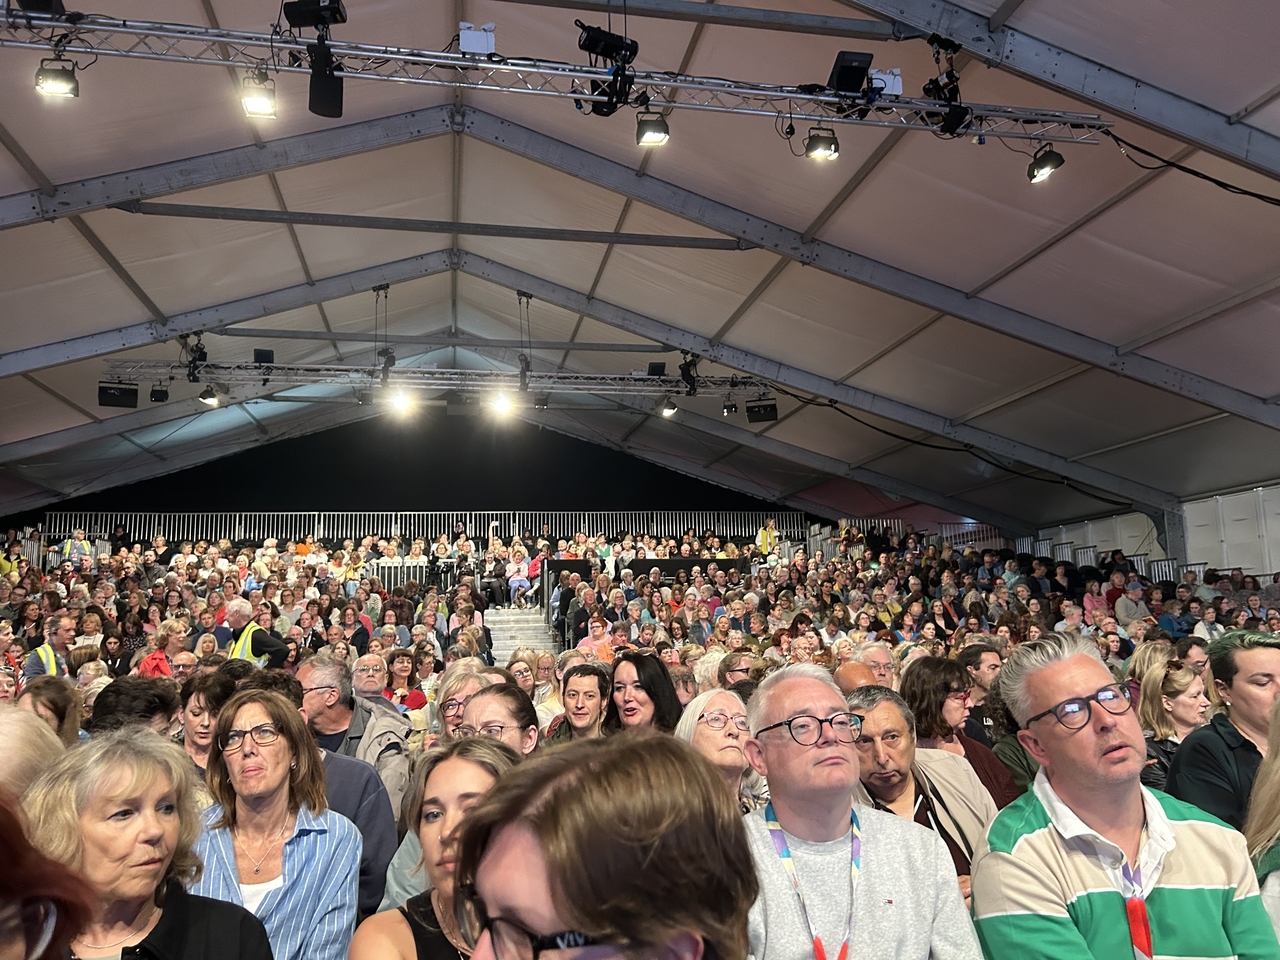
left=661, top=400, right=678, bottom=417
left=804, top=126, right=839, bottom=160
left=241, top=69, right=277, bottom=118
left=490, top=392, right=513, bottom=416
left=1027, top=143, right=1064, bottom=183
left=636, top=110, right=670, bottom=146
left=198, top=386, right=219, bottom=407
left=389, top=390, right=412, bottom=413
left=36, top=58, right=78, bottom=98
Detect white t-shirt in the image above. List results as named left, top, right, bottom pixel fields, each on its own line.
left=239, top=875, right=284, bottom=917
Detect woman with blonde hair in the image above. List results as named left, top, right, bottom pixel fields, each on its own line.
left=17, top=675, right=82, bottom=747
left=1244, top=695, right=1280, bottom=938
left=454, top=733, right=756, bottom=960
left=24, top=727, right=271, bottom=959
left=1138, top=658, right=1209, bottom=791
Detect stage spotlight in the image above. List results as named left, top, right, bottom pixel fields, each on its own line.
left=678, top=354, right=698, bottom=396
left=490, top=393, right=513, bottom=416
left=283, top=0, right=347, bottom=28
left=150, top=384, right=169, bottom=403
left=575, top=19, right=637, bottom=64
left=533, top=394, right=550, bottom=410
left=241, top=69, right=277, bottom=118
left=389, top=390, right=412, bottom=413
left=35, top=58, right=78, bottom=98
left=198, top=386, right=219, bottom=407
left=636, top=110, right=670, bottom=146
left=1028, top=144, right=1064, bottom=183
left=661, top=400, right=678, bottom=417
left=804, top=127, right=839, bottom=160
left=723, top=399, right=737, bottom=417
left=307, top=33, right=343, bottom=118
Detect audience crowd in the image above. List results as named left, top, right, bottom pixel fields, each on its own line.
left=4, top=519, right=1280, bottom=960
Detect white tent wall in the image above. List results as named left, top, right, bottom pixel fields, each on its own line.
left=1037, top=513, right=1166, bottom=570
left=1183, top=487, right=1280, bottom=575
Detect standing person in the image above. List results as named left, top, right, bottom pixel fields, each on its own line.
left=1168, top=632, right=1280, bottom=828
left=1138, top=658, right=1209, bottom=791
left=348, top=738, right=520, bottom=960
left=742, top=663, right=981, bottom=960
left=226, top=597, right=289, bottom=669
left=24, top=727, right=273, bottom=960
left=971, top=632, right=1278, bottom=960
left=601, top=650, right=682, bottom=733
left=957, top=643, right=1003, bottom=747
left=192, top=689, right=360, bottom=960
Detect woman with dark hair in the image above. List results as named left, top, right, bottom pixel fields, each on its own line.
left=602, top=650, right=682, bottom=733
left=120, top=612, right=147, bottom=654
left=385, top=648, right=427, bottom=711
left=898, top=657, right=1019, bottom=808
left=14, top=600, right=40, bottom=640
left=99, top=634, right=129, bottom=678
left=458, top=683, right=539, bottom=758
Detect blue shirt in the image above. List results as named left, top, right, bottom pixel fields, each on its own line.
left=192, top=803, right=361, bottom=960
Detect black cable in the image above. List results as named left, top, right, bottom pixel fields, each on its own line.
left=1105, top=130, right=1280, bottom=207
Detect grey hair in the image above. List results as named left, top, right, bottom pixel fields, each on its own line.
left=674, top=689, right=748, bottom=743
left=855, top=640, right=893, bottom=662
left=844, top=685, right=916, bottom=738
left=747, top=663, right=843, bottom=736
left=1000, top=631, right=1105, bottom=726
left=0, top=704, right=65, bottom=797
left=693, top=651, right=727, bottom=689
left=301, top=655, right=353, bottom=706
left=224, top=596, right=253, bottom=620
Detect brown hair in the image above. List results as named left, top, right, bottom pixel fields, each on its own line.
left=401, top=737, right=520, bottom=848
left=1137, top=659, right=1199, bottom=741
left=456, top=732, right=757, bottom=960
left=898, top=656, right=970, bottom=740
left=17, top=676, right=82, bottom=747
left=206, top=689, right=327, bottom=828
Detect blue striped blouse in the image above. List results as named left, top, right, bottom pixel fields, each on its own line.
left=191, top=804, right=362, bottom=960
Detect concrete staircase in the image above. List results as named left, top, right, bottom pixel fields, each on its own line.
left=484, top=606, right=558, bottom=664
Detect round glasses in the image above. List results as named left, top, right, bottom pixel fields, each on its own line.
left=699, top=711, right=750, bottom=733
left=1024, top=683, right=1132, bottom=730
left=756, top=712, right=861, bottom=745
left=220, top=722, right=281, bottom=752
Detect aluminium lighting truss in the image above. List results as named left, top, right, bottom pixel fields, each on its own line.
left=0, top=9, right=1111, bottom=144
left=103, top=360, right=773, bottom=399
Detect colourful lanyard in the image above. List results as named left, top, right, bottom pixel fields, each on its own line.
left=763, top=802, right=861, bottom=960
left=1121, top=861, right=1153, bottom=960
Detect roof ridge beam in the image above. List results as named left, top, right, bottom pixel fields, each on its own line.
left=0, top=250, right=453, bottom=380
left=839, top=0, right=1280, bottom=184
left=0, top=105, right=454, bottom=231
left=460, top=107, right=1280, bottom=432
left=456, top=250, right=1182, bottom=514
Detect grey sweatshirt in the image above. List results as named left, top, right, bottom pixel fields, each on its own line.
left=745, top=802, right=982, bottom=960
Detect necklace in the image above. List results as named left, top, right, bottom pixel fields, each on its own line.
left=432, top=889, right=473, bottom=956
left=235, top=815, right=291, bottom=875
left=74, top=903, right=158, bottom=950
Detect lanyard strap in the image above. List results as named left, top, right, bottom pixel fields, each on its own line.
left=763, top=803, right=861, bottom=960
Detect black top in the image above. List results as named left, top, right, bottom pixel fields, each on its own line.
left=1141, top=735, right=1180, bottom=792
left=70, top=881, right=272, bottom=960
left=1166, top=712, right=1263, bottom=829
left=398, top=892, right=464, bottom=960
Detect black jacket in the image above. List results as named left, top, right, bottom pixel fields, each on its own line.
left=101, top=881, right=272, bottom=960
left=1166, top=712, right=1263, bottom=828
left=1141, top=735, right=1181, bottom=792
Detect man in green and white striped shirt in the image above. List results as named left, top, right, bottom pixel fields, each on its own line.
left=971, top=632, right=1279, bottom=960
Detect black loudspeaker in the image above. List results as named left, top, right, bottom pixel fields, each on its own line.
left=646, top=362, right=667, bottom=377
left=828, top=51, right=874, bottom=95
left=746, top=400, right=778, bottom=423
left=99, top=382, right=139, bottom=409
left=254, top=349, right=275, bottom=365
left=14, top=0, right=66, bottom=12
left=308, top=39, right=344, bottom=118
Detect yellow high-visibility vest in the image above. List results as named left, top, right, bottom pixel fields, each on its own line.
left=228, top=622, right=267, bottom=667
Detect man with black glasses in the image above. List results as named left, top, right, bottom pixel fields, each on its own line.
left=742, top=663, right=980, bottom=960
left=972, top=632, right=1277, bottom=960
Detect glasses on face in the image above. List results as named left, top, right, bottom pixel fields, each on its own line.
left=220, top=722, right=281, bottom=752
left=456, top=723, right=517, bottom=740
left=458, top=884, right=618, bottom=960
left=699, top=711, right=750, bottom=733
left=946, top=690, right=971, bottom=702
left=354, top=665, right=386, bottom=676
left=442, top=696, right=472, bottom=717
left=511, top=668, right=533, bottom=680
left=867, top=661, right=893, bottom=676
left=1024, top=683, right=1132, bottom=730
left=0, top=897, right=57, bottom=960
left=302, top=684, right=336, bottom=697
left=757, top=712, right=861, bottom=745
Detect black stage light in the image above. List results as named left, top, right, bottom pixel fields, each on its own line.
left=150, top=384, right=169, bottom=403
left=308, top=34, right=344, bottom=118
left=1028, top=144, right=1065, bottom=183
left=575, top=20, right=637, bottom=64
left=35, top=58, right=78, bottom=98
left=15, top=0, right=66, bottom=12
left=283, top=0, right=347, bottom=29
left=746, top=399, right=778, bottom=423
left=253, top=349, right=275, bottom=365
left=199, top=386, right=220, bottom=407
left=99, top=382, right=139, bottom=409
left=636, top=110, right=670, bottom=146
left=827, top=52, right=873, bottom=95
left=646, top=362, right=667, bottom=377
left=722, top=400, right=738, bottom=417
left=678, top=355, right=698, bottom=396
left=804, top=127, right=839, bottom=160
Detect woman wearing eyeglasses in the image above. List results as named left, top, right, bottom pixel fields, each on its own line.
left=191, top=689, right=361, bottom=960
left=1137, top=659, right=1209, bottom=791
left=675, top=689, right=767, bottom=812
left=23, top=727, right=271, bottom=960
left=457, top=684, right=539, bottom=758
left=350, top=738, right=520, bottom=960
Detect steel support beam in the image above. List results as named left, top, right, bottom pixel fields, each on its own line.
left=0, top=250, right=453, bottom=380
left=492, top=0, right=918, bottom=40
left=460, top=108, right=1280, bottom=431
left=839, top=0, right=1280, bottom=183
left=0, top=105, right=454, bottom=231
left=120, top=201, right=755, bottom=250
left=457, top=250, right=1182, bottom=513
left=216, top=328, right=669, bottom=352
left=620, top=395, right=1037, bottom=535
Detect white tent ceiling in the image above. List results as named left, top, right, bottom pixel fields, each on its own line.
left=1, top=0, right=1279, bottom=557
